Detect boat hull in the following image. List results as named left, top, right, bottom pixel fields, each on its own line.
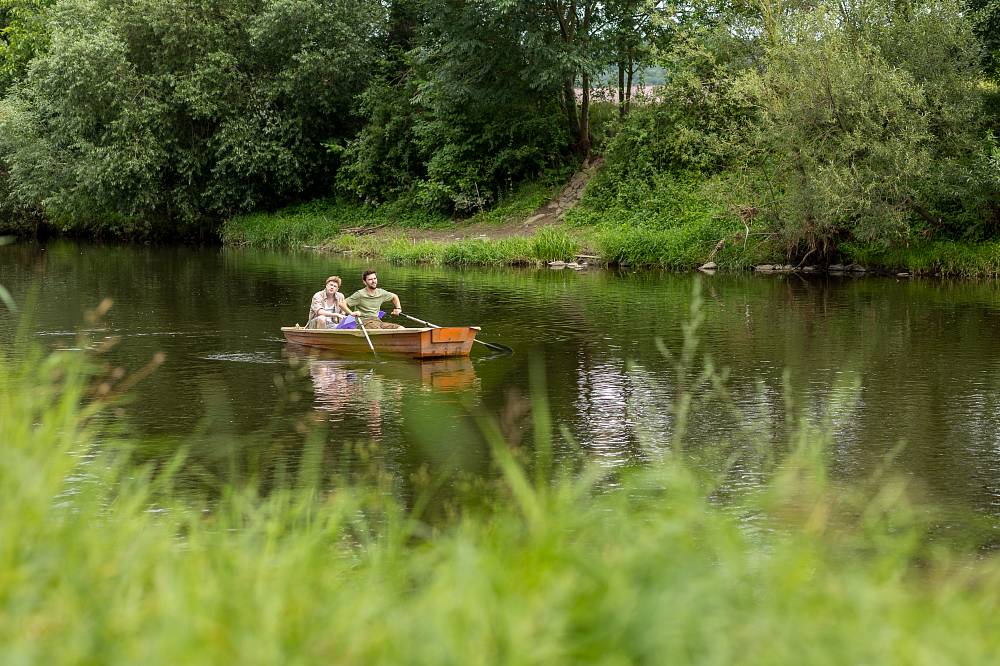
left=281, top=325, right=479, bottom=358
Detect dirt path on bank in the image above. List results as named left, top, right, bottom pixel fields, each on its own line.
left=368, top=156, right=603, bottom=243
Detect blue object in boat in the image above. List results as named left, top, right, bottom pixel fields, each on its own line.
left=335, top=310, right=385, bottom=330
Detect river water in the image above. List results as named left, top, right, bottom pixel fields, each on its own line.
left=3, top=241, right=1000, bottom=520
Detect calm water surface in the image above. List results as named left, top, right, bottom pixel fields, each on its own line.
left=2, top=242, right=1000, bottom=518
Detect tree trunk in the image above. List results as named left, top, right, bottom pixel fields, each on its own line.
left=563, top=76, right=580, bottom=141
left=387, top=0, right=419, bottom=77
left=387, top=0, right=419, bottom=53
left=625, top=53, right=634, bottom=115
left=578, top=71, right=591, bottom=156
left=618, top=61, right=626, bottom=119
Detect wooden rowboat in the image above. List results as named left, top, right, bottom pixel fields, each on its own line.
left=281, top=325, right=480, bottom=358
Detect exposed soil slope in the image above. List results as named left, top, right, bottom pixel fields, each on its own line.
left=371, top=156, right=603, bottom=242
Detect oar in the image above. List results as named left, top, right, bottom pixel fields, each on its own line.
left=355, top=314, right=377, bottom=357
left=399, top=313, right=513, bottom=353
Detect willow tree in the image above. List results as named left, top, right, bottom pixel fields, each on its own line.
left=737, top=0, right=990, bottom=255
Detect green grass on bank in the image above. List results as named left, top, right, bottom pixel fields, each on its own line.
left=220, top=171, right=761, bottom=269
left=842, top=239, right=1000, bottom=277
left=221, top=170, right=1000, bottom=275
left=5, top=300, right=1000, bottom=663
left=567, top=172, right=765, bottom=269
left=235, top=216, right=765, bottom=270
left=221, top=179, right=565, bottom=250
left=220, top=197, right=453, bottom=248
left=326, top=225, right=585, bottom=267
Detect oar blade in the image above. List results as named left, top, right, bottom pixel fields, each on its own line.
left=476, top=339, right=514, bottom=354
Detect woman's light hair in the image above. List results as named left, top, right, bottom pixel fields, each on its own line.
left=325, top=275, right=341, bottom=286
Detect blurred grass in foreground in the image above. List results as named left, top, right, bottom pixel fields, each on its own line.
left=3, top=289, right=1000, bottom=664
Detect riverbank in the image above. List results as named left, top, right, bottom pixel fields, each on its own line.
left=221, top=173, right=1000, bottom=276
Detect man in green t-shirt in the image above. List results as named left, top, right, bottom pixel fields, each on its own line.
left=341, top=270, right=404, bottom=329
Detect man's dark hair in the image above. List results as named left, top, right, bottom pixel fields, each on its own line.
left=362, top=270, right=376, bottom=281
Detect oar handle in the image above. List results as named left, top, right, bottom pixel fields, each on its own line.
left=400, top=313, right=438, bottom=328
left=355, top=314, right=376, bottom=355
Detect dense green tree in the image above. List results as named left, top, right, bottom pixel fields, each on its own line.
left=340, top=0, right=569, bottom=212
left=966, top=0, right=999, bottom=76
left=0, top=0, right=380, bottom=237
left=601, top=27, right=747, bottom=180
left=332, top=0, right=427, bottom=205
left=0, top=0, right=995, bottom=248
left=734, top=0, right=993, bottom=254
left=410, top=1, right=569, bottom=209
left=0, top=0, right=52, bottom=93
left=584, top=1, right=759, bottom=202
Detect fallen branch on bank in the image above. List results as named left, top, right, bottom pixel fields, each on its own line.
left=339, top=223, right=389, bottom=236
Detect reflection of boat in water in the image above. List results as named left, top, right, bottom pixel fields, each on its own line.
left=281, top=325, right=480, bottom=358
left=377, top=356, right=478, bottom=391
left=286, top=347, right=479, bottom=394
left=295, top=353, right=479, bottom=438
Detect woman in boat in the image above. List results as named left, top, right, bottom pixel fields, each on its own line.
left=307, top=276, right=347, bottom=328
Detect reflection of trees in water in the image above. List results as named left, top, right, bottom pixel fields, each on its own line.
left=551, top=276, right=1000, bottom=517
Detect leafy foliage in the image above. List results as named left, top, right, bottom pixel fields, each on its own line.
left=966, top=0, right=1000, bottom=77
left=339, top=0, right=570, bottom=214
left=0, top=0, right=997, bottom=257
left=0, top=0, right=52, bottom=93
left=737, top=11, right=934, bottom=252
left=841, top=237, right=1000, bottom=276
left=0, top=0, right=380, bottom=237
left=734, top=1, right=994, bottom=254
left=600, top=29, right=748, bottom=182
